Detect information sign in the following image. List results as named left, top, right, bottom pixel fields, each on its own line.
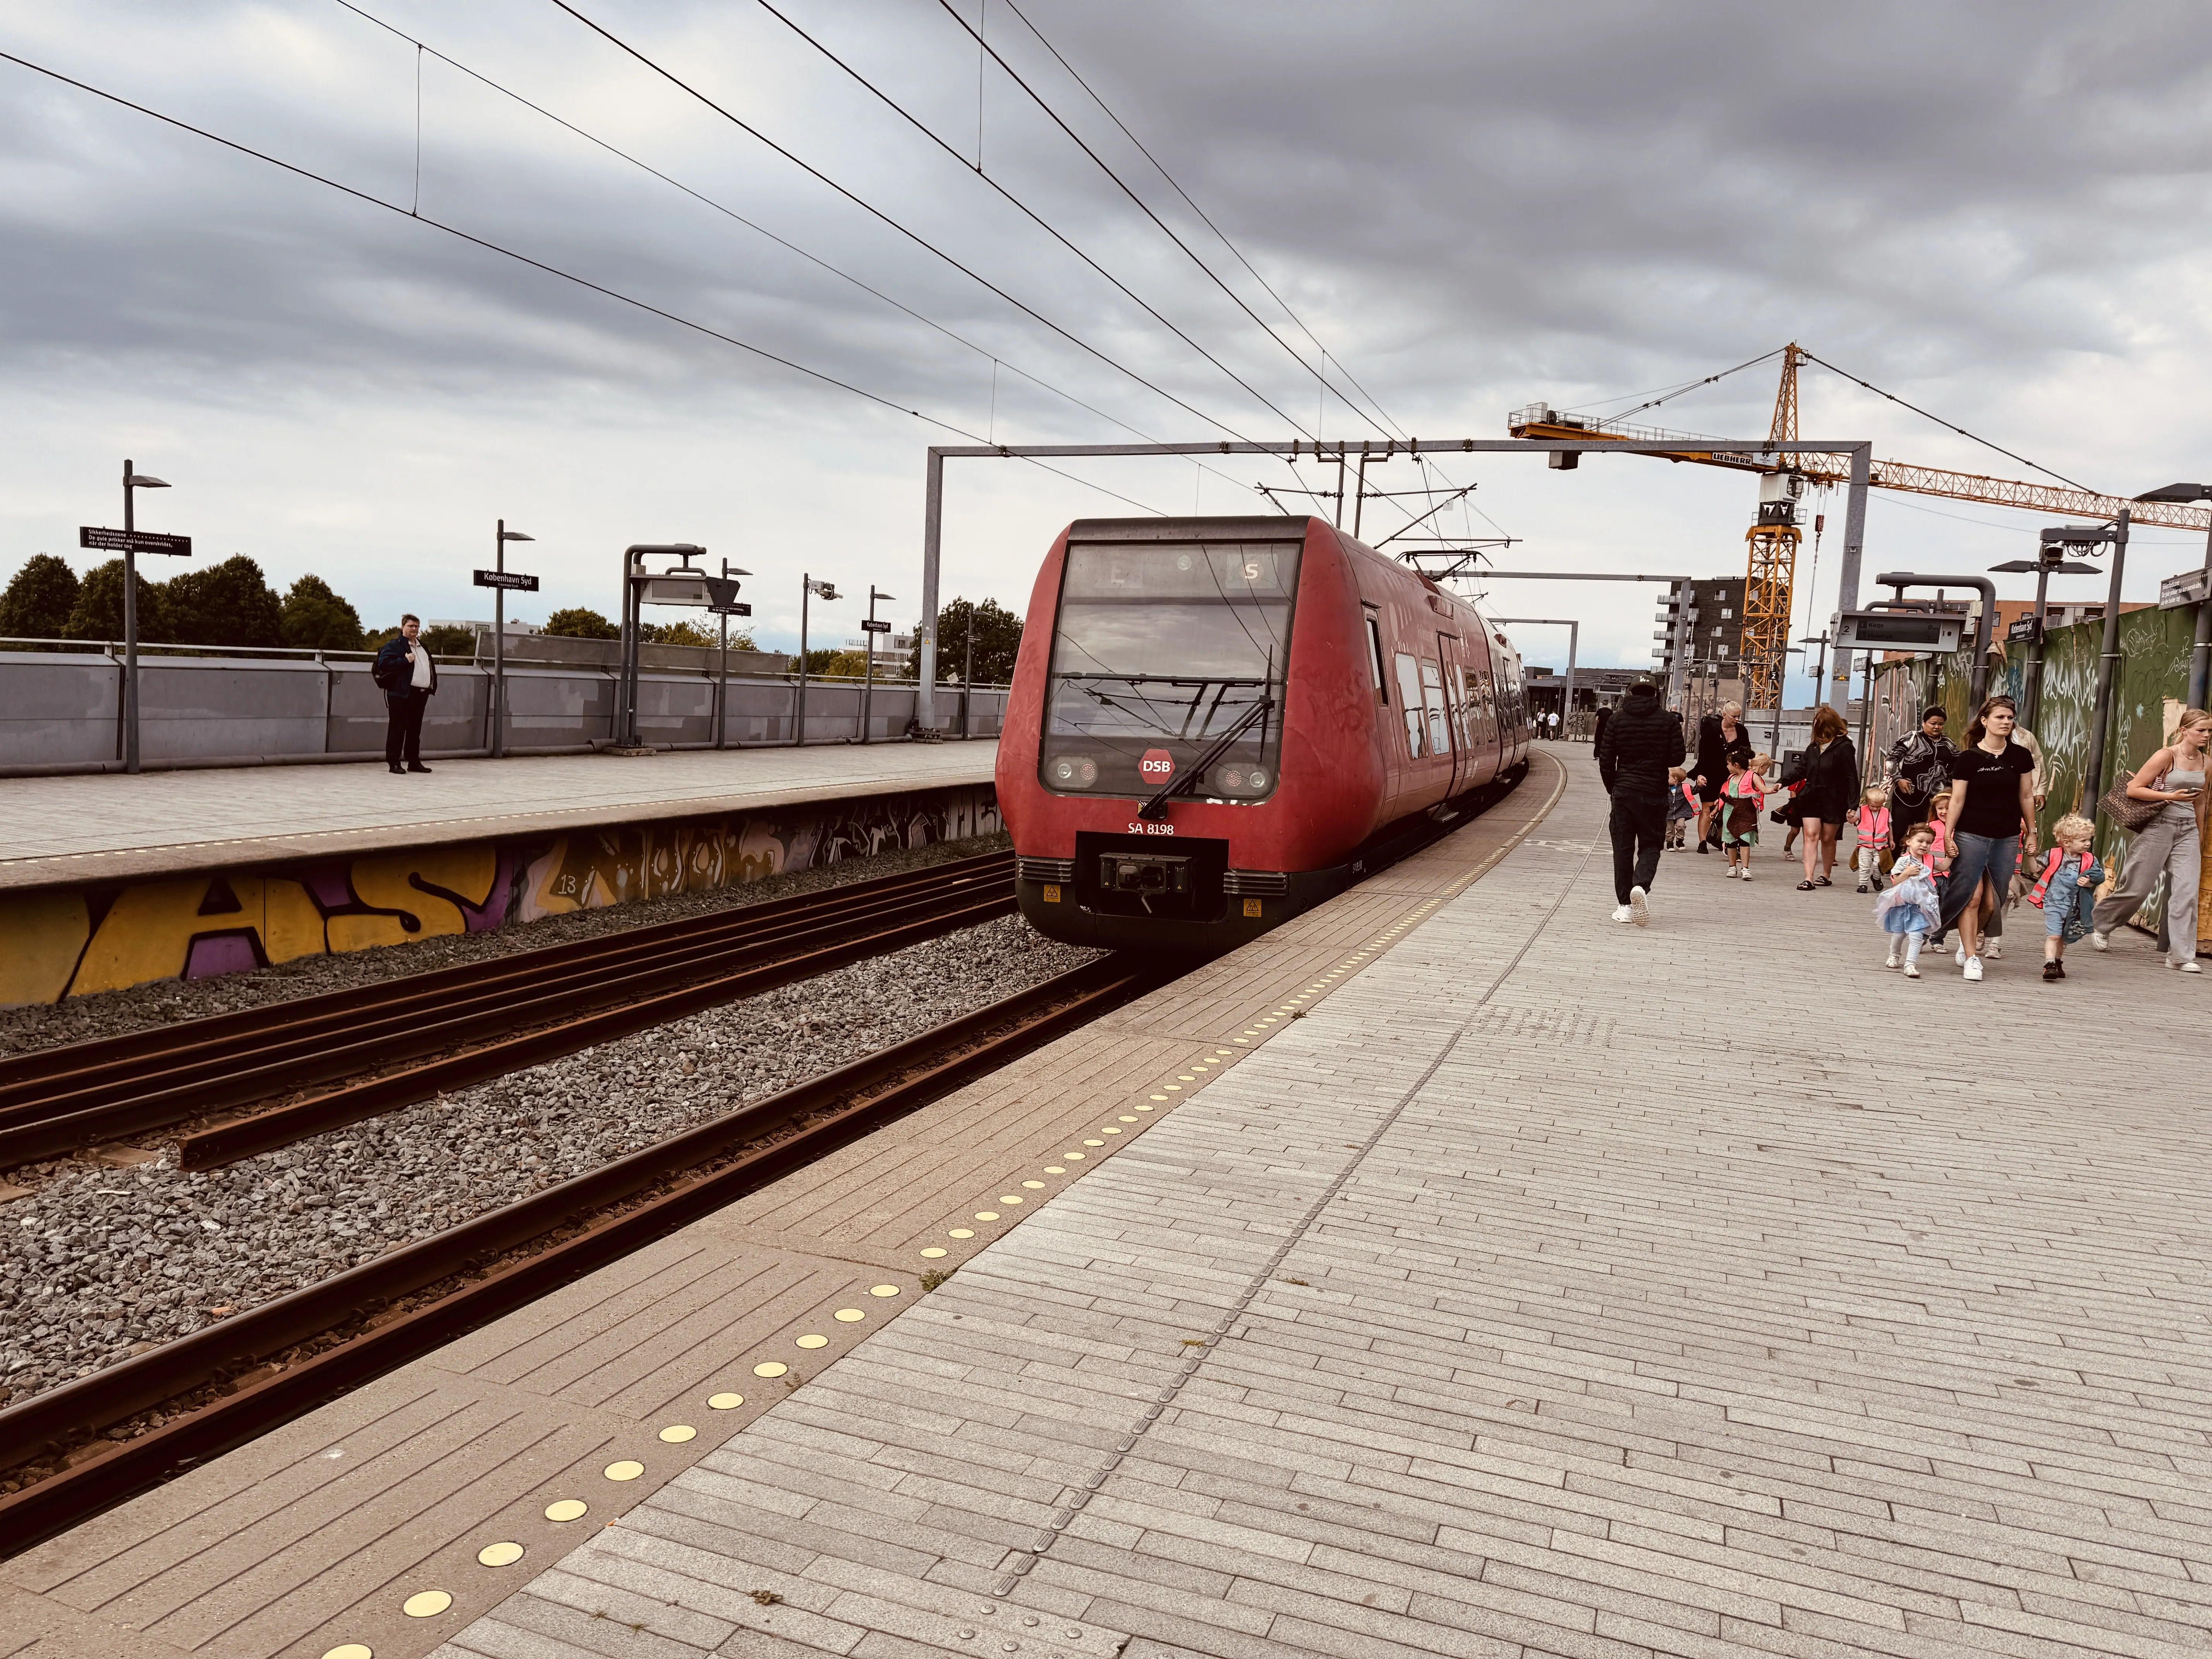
left=1833, top=608, right=1961, bottom=653
left=2006, top=616, right=2042, bottom=644
left=79, top=527, right=191, bottom=556
left=860, top=618, right=892, bottom=634
left=473, top=569, right=540, bottom=592
left=2159, top=569, right=2212, bottom=610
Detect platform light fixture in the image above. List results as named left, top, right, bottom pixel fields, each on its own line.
left=795, top=572, right=841, bottom=746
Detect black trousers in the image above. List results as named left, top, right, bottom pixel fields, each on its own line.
left=1609, top=787, right=1667, bottom=904
left=385, top=689, right=429, bottom=766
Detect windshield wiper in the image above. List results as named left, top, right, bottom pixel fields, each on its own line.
left=1136, top=696, right=1273, bottom=822
left=1054, top=672, right=1271, bottom=687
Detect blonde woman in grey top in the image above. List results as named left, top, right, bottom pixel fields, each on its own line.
left=2092, top=708, right=2210, bottom=971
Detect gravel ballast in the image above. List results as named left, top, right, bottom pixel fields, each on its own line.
left=0, top=912, right=1098, bottom=1410
left=0, top=832, right=1012, bottom=1058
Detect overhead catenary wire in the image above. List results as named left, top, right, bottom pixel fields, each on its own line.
left=330, top=0, right=1262, bottom=504
left=1797, top=350, right=2098, bottom=495
left=994, top=0, right=1405, bottom=444
left=932, top=0, right=1388, bottom=443
left=0, top=46, right=1173, bottom=520
left=736, top=0, right=1318, bottom=445
left=543, top=0, right=1274, bottom=448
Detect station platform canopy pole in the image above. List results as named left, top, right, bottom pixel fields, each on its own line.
left=914, top=437, right=1872, bottom=734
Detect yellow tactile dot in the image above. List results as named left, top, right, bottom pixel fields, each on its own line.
left=753, top=1362, right=789, bottom=1378
left=1083, top=1139, right=1104, bottom=1147
left=1162, top=1085, right=1181, bottom=1092
left=835, top=1307, right=867, bottom=1321
left=974, top=1210, right=1000, bottom=1221
left=1233, top=1037, right=1250, bottom=1044
left=1118, top=1115, right=1139, bottom=1123
left=1100, top=1127, right=1123, bottom=1135
left=870, top=1284, right=902, bottom=1298
left=1134, top=1104, right=1154, bottom=1112
left=949, top=1227, right=975, bottom=1237
left=659, top=1424, right=698, bottom=1442
left=322, top=1646, right=373, bottom=1659
left=1044, top=1166, right=1067, bottom=1174
left=477, top=1541, right=524, bottom=1568
left=603, top=1460, right=645, bottom=1481
left=919, top=1247, right=947, bottom=1259
left=544, top=1499, right=588, bottom=1521
left=708, top=1393, right=744, bottom=1410
left=1150, top=1094, right=1169, bottom=1101
left=998, top=1195, right=1024, bottom=1204
left=795, top=1334, right=829, bottom=1349
left=1064, top=1151, right=1085, bottom=1159
left=1022, top=1180, right=1046, bottom=1189
left=1215, top=1049, right=1234, bottom=1056
left=402, top=1591, right=453, bottom=1618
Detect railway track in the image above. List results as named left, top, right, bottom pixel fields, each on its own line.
left=0, top=849, right=1017, bottom=1172
left=0, top=953, right=1159, bottom=1555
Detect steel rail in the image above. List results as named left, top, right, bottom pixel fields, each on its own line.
left=0, top=955, right=1156, bottom=1556
left=0, top=853, right=1015, bottom=1170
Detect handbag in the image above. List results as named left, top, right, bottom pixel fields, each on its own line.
left=2100, top=779, right=2162, bottom=834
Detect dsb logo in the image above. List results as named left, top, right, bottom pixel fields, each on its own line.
left=1139, top=749, right=1175, bottom=780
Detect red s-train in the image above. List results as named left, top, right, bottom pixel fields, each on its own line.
left=996, top=514, right=1533, bottom=952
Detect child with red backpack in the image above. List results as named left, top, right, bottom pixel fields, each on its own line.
left=1851, top=786, right=1893, bottom=895
left=2027, top=813, right=2106, bottom=982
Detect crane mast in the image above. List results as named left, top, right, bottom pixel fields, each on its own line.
left=1739, top=345, right=1805, bottom=713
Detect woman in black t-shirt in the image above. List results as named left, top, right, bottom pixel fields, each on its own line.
left=1936, top=694, right=2038, bottom=980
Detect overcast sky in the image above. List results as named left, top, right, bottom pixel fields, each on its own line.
left=5, top=0, right=2212, bottom=698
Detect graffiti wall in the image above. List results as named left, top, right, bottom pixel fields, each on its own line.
left=1872, top=606, right=2209, bottom=951
left=0, top=785, right=999, bottom=1007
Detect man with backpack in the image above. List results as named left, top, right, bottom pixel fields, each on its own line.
left=373, top=614, right=438, bottom=775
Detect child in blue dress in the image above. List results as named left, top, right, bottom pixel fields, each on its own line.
left=2027, top=812, right=2106, bottom=983
left=1874, top=823, right=1942, bottom=977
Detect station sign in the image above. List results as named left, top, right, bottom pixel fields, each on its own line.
left=80, top=526, right=191, bottom=557
left=1139, top=749, right=1174, bottom=781
left=473, top=569, right=539, bottom=591
left=860, top=618, right=892, bottom=634
left=2159, top=569, right=2212, bottom=610
left=2006, top=616, right=2042, bottom=644
left=1833, top=608, right=1962, bottom=654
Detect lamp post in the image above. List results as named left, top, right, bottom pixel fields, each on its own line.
left=2135, top=481, right=2212, bottom=710
left=859, top=585, right=895, bottom=745
left=1990, top=531, right=2102, bottom=732
left=2079, top=510, right=2132, bottom=823
left=714, top=560, right=751, bottom=750
left=491, top=520, right=533, bottom=759
left=796, top=574, right=838, bottom=746
left=120, top=460, right=169, bottom=775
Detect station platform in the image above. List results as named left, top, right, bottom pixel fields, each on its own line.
left=0, top=743, right=1000, bottom=894
left=10, top=747, right=2210, bottom=1659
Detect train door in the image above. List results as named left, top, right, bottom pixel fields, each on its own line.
left=1433, top=633, right=1465, bottom=795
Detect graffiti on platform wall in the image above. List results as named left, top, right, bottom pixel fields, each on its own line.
left=0, top=785, right=998, bottom=1007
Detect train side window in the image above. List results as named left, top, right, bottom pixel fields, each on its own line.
left=1420, top=659, right=1451, bottom=754
left=1364, top=611, right=1387, bottom=698
left=1392, top=652, right=1425, bottom=756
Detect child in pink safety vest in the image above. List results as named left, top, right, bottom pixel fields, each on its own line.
left=1851, top=786, right=1893, bottom=895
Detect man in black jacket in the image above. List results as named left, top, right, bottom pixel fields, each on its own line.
left=373, top=614, right=438, bottom=775
left=1595, top=680, right=1683, bottom=927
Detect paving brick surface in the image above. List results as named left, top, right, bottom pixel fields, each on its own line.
left=0, top=761, right=1559, bottom=1659
left=421, top=750, right=2212, bottom=1659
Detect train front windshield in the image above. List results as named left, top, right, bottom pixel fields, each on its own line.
left=1039, top=540, right=1298, bottom=800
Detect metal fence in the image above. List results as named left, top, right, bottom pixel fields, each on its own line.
left=0, top=639, right=1010, bottom=776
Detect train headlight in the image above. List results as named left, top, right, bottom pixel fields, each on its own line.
left=1049, top=755, right=1099, bottom=788
left=1216, top=765, right=1247, bottom=793
left=1246, top=768, right=1269, bottom=791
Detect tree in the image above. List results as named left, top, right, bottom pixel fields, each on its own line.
left=419, top=624, right=478, bottom=657
left=65, top=559, right=170, bottom=644
left=543, top=606, right=620, bottom=639
left=801, top=647, right=871, bottom=677
left=912, top=596, right=1022, bottom=684
left=643, top=620, right=717, bottom=649
left=0, top=555, right=81, bottom=642
left=164, top=555, right=283, bottom=648
left=280, top=574, right=366, bottom=652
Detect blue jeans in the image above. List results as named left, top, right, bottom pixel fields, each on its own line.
left=1936, top=831, right=2019, bottom=941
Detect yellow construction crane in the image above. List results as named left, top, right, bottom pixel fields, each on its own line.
left=1509, top=346, right=2212, bottom=708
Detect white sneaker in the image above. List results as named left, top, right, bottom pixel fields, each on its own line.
left=1963, top=956, right=1983, bottom=982
left=1612, top=904, right=1635, bottom=924
left=1725, top=866, right=1738, bottom=879
left=1740, top=870, right=1753, bottom=883
left=2091, top=931, right=2110, bottom=951
left=1903, top=962, right=1920, bottom=978
left=1986, top=941, right=2002, bottom=960
left=1956, top=943, right=1968, bottom=967
left=2178, top=960, right=2203, bottom=974
left=1629, top=885, right=1650, bottom=927
left=1885, top=950, right=1901, bottom=970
